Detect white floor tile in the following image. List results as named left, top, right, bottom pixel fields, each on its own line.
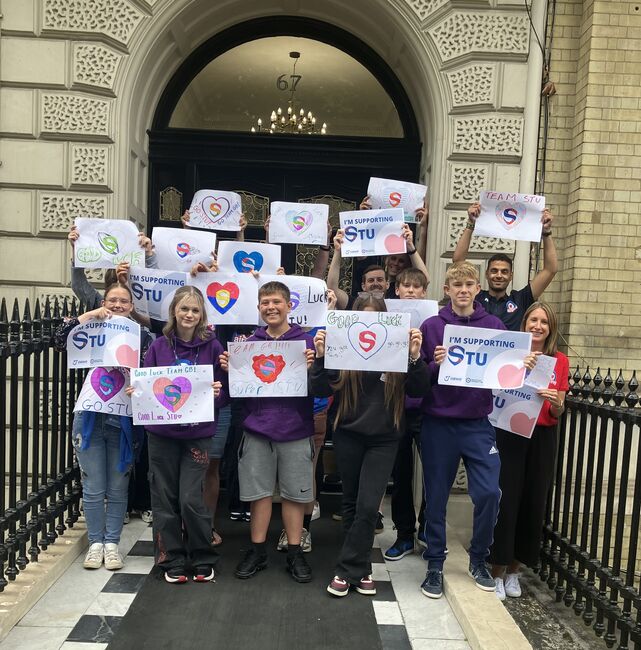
left=84, top=592, right=137, bottom=617
left=117, top=555, right=154, bottom=574
left=373, top=601, right=404, bottom=625
left=411, top=640, right=471, bottom=650
left=60, top=643, right=108, bottom=650
left=371, top=563, right=391, bottom=582
left=0, top=625, right=71, bottom=650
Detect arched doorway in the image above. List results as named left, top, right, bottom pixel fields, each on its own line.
left=148, top=16, right=423, bottom=276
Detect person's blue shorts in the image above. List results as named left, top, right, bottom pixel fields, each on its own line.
left=209, top=405, right=232, bottom=459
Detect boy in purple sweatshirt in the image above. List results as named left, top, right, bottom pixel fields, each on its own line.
left=418, top=262, right=536, bottom=599
left=220, top=281, right=316, bottom=584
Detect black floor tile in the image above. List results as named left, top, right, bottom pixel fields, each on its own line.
left=378, top=624, right=412, bottom=650
left=67, top=614, right=123, bottom=643
left=102, top=573, right=147, bottom=593
left=128, top=540, right=154, bottom=557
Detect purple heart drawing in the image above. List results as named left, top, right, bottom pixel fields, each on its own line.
left=201, top=196, right=231, bottom=225
left=153, top=376, right=192, bottom=412
left=285, top=210, right=313, bottom=235
left=90, top=368, right=125, bottom=402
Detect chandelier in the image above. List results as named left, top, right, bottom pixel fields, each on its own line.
left=251, top=51, right=327, bottom=135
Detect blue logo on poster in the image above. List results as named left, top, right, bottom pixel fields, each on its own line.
left=233, top=251, right=263, bottom=273
left=72, top=331, right=106, bottom=350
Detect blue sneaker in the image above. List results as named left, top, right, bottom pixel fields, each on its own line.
left=383, top=538, right=414, bottom=561
left=421, top=569, right=443, bottom=599
left=468, top=561, right=496, bottom=592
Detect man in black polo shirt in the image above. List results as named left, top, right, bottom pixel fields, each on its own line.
left=452, top=202, right=557, bottom=331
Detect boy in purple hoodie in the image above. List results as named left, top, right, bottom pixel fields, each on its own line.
left=418, top=262, right=536, bottom=599
left=220, top=281, right=316, bottom=583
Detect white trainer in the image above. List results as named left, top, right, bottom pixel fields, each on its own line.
left=104, top=543, right=124, bottom=570
left=276, top=528, right=288, bottom=552
left=83, top=543, right=104, bottom=569
left=504, top=573, right=522, bottom=597
left=495, top=577, right=506, bottom=601
left=311, top=501, right=320, bottom=521
left=301, top=528, right=312, bottom=553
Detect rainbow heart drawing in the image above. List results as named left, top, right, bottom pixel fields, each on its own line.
left=90, top=368, right=125, bottom=402
left=201, top=196, right=231, bottom=225
left=495, top=202, right=527, bottom=230
left=252, top=354, right=286, bottom=383
left=153, top=377, right=192, bottom=412
left=233, top=250, right=263, bottom=273
left=347, top=322, right=388, bottom=360
left=286, top=210, right=313, bottom=235
left=206, top=282, right=239, bottom=315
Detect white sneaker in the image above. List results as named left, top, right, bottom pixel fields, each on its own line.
left=311, top=501, right=320, bottom=521
left=141, top=510, right=153, bottom=524
left=104, top=543, right=124, bottom=570
left=83, top=543, right=104, bottom=569
left=495, top=577, right=506, bottom=601
left=504, top=573, right=522, bottom=598
left=276, top=529, right=288, bottom=552
left=301, top=528, right=312, bottom=553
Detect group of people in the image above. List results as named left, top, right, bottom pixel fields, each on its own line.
left=57, top=195, right=567, bottom=603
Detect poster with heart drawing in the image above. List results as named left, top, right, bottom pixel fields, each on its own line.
left=216, top=241, right=282, bottom=275
left=188, top=189, right=242, bottom=232
left=438, top=325, right=532, bottom=390
left=258, top=274, right=328, bottom=328
left=474, top=190, right=545, bottom=242
left=339, top=208, right=406, bottom=258
left=66, top=316, right=141, bottom=369
left=152, top=227, right=217, bottom=272
left=187, top=271, right=259, bottom=325
left=74, top=367, right=132, bottom=416
left=268, top=201, right=329, bottom=246
left=227, top=340, right=308, bottom=398
left=74, top=218, right=144, bottom=269
left=130, top=364, right=215, bottom=426
left=367, top=177, right=427, bottom=223
left=324, top=310, right=411, bottom=373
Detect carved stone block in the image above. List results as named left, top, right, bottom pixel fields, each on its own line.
left=71, top=145, right=111, bottom=188
left=42, top=94, right=112, bottom=140
left=404, top=0, right=449, bottom=21
left=73, top=43, right=122, bottom=91
left=447, top=64, right=495, bottom=108
left=39, top=193, right=109, bottom=233
left=447, top=211, right=514, bottom=254
left=448, top=164, right=490, bottom=205
left=453, top=116, right=523, bottom=157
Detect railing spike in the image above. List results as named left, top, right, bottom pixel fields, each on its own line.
left=625, top=370, right=638, bottom=410
left=612, top=369, right=625, bottom=407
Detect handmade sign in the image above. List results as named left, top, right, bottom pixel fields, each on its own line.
left=438, top=325, right=532, bottom=389
left=339, top=208, right=406, bottom=258
left=474, top=191, right=545, bottom=242
left=227, top=340, right=308, bottom=398
left=384, top=299, right=439, bottom=329
left=187, top=271, right=259, bottom=325
left=130, top=268, right=188, bottom=321
left=66, top=316, right=141, bottom=369
left=216, top=241, right=281, bottom=274
left=268, top=201, right=329, bottom=246
left=152, top=227, right=216, bottom=272
left=73, top=367, right=132, bottom=416
left=74, top=218, right=143, bottom=269
left=324, top=310, right=410, bottom=373
left=130, top=364, right=215, bottom=426
left=489, top=354, right=556, bottom=438
left=258, top=274, right=328, bottom=328
left=367, top=177, right=427, bottom=223
left=188, top=189, right=242, bottom=232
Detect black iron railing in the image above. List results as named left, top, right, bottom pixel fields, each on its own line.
left=541, top=366, right=641, bottom=650
left=0, top=297, right=83, bottom=591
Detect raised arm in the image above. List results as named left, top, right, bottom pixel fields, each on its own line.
left=415, top=200, right=429, bottom=263
left=452, top=202, right=480, bottom=264
left=310, top=220, right=332, bottom=279
left=326, top=230, right=349, bottom=310
left=530, top=209, right=558, bottom=299
left=402, top=224, right=430, bottom=286
left=68, top=226, right=102, bottom=309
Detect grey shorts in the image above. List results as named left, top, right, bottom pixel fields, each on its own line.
left=238, top=432, right=314, bottom=503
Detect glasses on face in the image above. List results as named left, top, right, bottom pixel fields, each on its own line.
left=105, top=298, right=131, bottom=305
left=357, top=290, right=385, bottom=300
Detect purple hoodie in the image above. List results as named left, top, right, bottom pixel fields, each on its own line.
left=420, top=302, right=505, bottom=419
left=143, top=333, right=227, bottom=439
left=241, top=324, right=314, bottom=442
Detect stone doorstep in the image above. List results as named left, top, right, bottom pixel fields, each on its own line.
left=0, top=523, right=88, bottom=642
left=443, top=523, right=532, bottom=650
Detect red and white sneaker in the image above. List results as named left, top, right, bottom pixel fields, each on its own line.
left=327, top=575, right=349, bottom=597
left=165, top=568, right=188, bottom=584
left=356, top=575, right=377, bottom=595
left=193, top=566, right=215, bottom=582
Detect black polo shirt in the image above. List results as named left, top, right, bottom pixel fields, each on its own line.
left=477, top=285, right=534, bottom=331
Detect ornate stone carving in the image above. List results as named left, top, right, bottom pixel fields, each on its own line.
left=42, top=94, right=111, bottom=139
left=40, top=193, right=109, bottom=232
left=234, top=191, right=269, bottom=227
left=43, top=0, right=144, bottom=46
left=453, top=116, right=523, bottom=157
left=73, top=43, right=122, bottom=91
left=447, top=65, right=495, bottom=107
left=405, top=0, right=449, bottom=21
left=428, top=12, right=529, bottom=62
left=84, top=269, right=105, bottom=283
left=447, top=212, right=514, bottom=254
left=71, top=145, right=110, bottom=187
left=449, top=164, right=489, bottom=204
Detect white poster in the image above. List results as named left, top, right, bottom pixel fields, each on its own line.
left=367, top=177, right=427, bottom=223
left=67, top=316, right=141, bottom=369
left=339, top=208, right=406, bottom=258
left=74, top=218, right=144, bottom=269
left=268, top=201, right=329, bottom=246
left=130, top=268, right=188, bottom=321
left=188, top=189, right=242, bottom=232
left=384, top=299, right=439, bottom=329
left=228, top=340, right=308, bottom=398
left=474, top=191, right=545, bottom=242
left=258, top=274, right=328, bottom=328
left=438, top=325, right=532, bottom=390
left=187, top=272, right=259, bottom=325
left=130, top=364, right=215, bottom=426
left=216, top=241, right=282, bottom=274
left=324, top=310, right=410, bottom=373
left=73, top=367, right=132, bottom=416
left=152, top=227, right=217, bottom=272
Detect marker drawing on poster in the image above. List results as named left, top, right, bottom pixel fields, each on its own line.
left=339, top=208, right=406, bottom=258
left=367, top=177, right=427, bottom=223
left=74, top=218, right=143, bottom=269
left=152, top=227, right=217, bottom=272
left=216, top=241, right=282, bottom=274
left=130, top=364, right=215, bottom=426
left=228, top=340, right=308, bottom=398
left=384, top=299, right=439, bottom=329
left=474, top=191, right=545, bottom=242
left=130, top=268, right=188, bottom=321
left=258, top=274, right=328, bottom=328
left=268, top=201, right=329, bottom=246
left=74, top=367, right=132, bottom=416
left=188, top=190, right=242, bottom=232
left=187, top=272, right=259, bottom=325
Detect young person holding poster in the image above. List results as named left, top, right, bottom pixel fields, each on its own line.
left=489, top=302, right=568, bottom=600
left=136, top=286, right=226, bottom=584
left=55, top=282, right=153, bottom=571
left=419, top=262, right=538, bottom=599
left=310, top=295, right=429, bottom=598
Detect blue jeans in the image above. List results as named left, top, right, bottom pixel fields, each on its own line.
left=72, top=412, right=132, bottom=544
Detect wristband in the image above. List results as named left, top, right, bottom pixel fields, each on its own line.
left=407, top=248, right=417, bottom=255
left=408, top=355, right=421, bottom=366
left=319, top=245, right=331, bottom=251
left=466, top=221, right=475, bottom=230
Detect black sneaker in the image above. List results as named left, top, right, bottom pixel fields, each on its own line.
left=193, top=566, right=215, bottom=582
left=375, top=512, right=384, bottom=534
left=165, top=568, right=188, bottom=584
left=235, top=548, right=268, bottom=579
left=421, top=569, right=443, bottom=599
left=230, top=511, right=244, bottom=521
left=286, top=550, right=312, bottom=583
left=468, top=561, right=496, bottom=592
